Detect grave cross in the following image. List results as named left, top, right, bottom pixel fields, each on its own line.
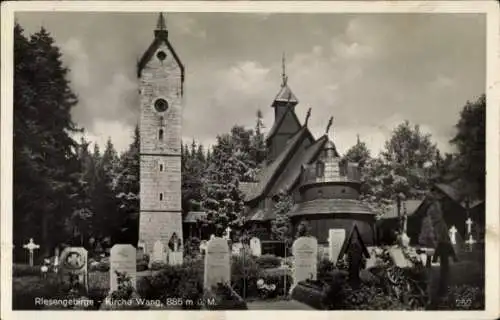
left=465, top=234, right=476, bottom=252
left=466, top=218, right=473, bottom=235
left=23, top=238, right=40, bottom=267
left=223, top=226, right=232, bottom=240
left=448, top=226, right=458, bottom=245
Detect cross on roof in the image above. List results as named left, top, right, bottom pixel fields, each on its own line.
left=281, top=52, right=288, bottom=86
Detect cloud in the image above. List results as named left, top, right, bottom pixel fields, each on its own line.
left=61, top=38, right=90, bottom=88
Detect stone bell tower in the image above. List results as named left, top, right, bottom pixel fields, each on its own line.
left=137, top=13, right=184, bottom=257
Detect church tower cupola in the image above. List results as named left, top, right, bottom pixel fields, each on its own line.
left=272, top=53, right=299, bottom=116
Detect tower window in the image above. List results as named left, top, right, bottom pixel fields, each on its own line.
left=156, top=51, right=167, bottom=61
left=316, top=161, right=325, bottom=178
left=159, top=164, right=164, bottom=172
left=158, top=129, right=164, bottom=141
left=159, top=193, right=163, bottom=201
left=154, top=98, right=169, bottom=113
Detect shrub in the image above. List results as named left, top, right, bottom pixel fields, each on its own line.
left=13, top=275, right=63, bottom=310
left=231, top=255, right=262, bottom=299
left=204, top=283, right=247, bottom=310
left=317, top=258, right=335, bottom=279
left=255, top=254, right=281, bottom=269
left=150, top=261, right=168, bottom=270
left=261, top=268, right=292, bottom=297
left=439, top=285, right=485, bottom=310
left=184, top=237, right=201, bottom=258
left=13, top=264, right=41, bottom=277
left=144, top=259, right=204, bottom=309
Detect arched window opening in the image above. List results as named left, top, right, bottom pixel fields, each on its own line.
left=159, top=164, right=164, bottom=172
left=159, top=193, right=163, bottom=201
left=159, top=129, right=164, bottom=141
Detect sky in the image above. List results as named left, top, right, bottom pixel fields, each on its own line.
left=16, top=12, right=486, bottom=155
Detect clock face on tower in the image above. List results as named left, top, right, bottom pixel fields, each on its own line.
left=154, top=98, right=169, bottom=113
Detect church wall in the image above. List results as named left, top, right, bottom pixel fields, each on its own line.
left=300, top=184, right=359, bottom=202
left=293, top=214, right=376, bottom=246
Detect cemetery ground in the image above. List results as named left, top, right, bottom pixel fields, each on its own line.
left=12, top=238, right=485, bottom=311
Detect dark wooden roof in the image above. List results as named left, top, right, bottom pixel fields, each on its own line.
left=288, top=199, right=375, bottom=217
left=137, top=31, right=185, bottom=88
left=273, top=84, right=298, bottom=105
left=244, top=127, right=311, bottom=202
left=270, top=135, right=328, bottom=195
left=378, top=199, right=425, bottom=220
left=338, top=224, right=370, bottom=259
left=265, top=103, right=302, bottom=142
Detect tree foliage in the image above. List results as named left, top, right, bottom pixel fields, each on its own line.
left=270, top=191, right=294, bottom=245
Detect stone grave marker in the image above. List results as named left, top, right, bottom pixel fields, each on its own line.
left=204, top=237, right=230, bottom=290
left=388, top=246, right=413, bottom=268
left=110, top=244, right=137, bottom=292
left=328, top=229, right=345, bottom=263
left=168, top=233, right=183, bottom=266
left=200, top=240, right=208, bottom=254
left=292, top=237, right=318, bottom=286
left=232, top=242, right=243, bottom=256
left=59, top=247, right=89, bottom=293
left=250, top=237, right=262, bottom=257
left=152, top=240, right=166, bottom=263
left=448, top=226, right=458, bottom=245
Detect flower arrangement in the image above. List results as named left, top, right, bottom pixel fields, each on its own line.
left=256, top=278, right=277, bottom=299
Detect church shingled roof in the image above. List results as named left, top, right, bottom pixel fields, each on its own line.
left=270, top=135, right=328, bottom=194
left=288, top=199, right=375, bottom=217
left=265, top=106, right=302, bottom=142
left=244, top=127, right=311, bottom=202
left=274, top=84, right=299, bottom=104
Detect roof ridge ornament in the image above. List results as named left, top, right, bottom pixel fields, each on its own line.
left=326, top=116, right=334, bottom=136
left=304, top=108, right=312, bottom=127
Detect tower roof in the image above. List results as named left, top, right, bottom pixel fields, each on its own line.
left=273, top=84, right=299, bottom=105
left=137, top=13, right=185, bottom=83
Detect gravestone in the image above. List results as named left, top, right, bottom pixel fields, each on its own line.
left=110, top=244, right=137, bottom=292
left=292, top=237, right=318, bottom=286
left=388, top=246, right=413, bottom=268
left=53, top=247, right=60, bottom=273
left=250, top=237, right=262, bottom=257
left=168, top=233, right=183, bottom=266
left=59, top=247, right=89, bottom=293
left=152, top=240, right=166, bottom=263
left=199, top=240, right=208, bottom=254
left=328, top=229, right=345, bottom=263
left=232, top=242, right=243, bottom=256
left=204, top=237, right=230, bottom=290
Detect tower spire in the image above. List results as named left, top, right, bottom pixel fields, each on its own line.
left=281, top=52, right=288, bottom=87
left=157, top=12, right=166, bottom=30
left=154, top=13, right=168, bottom=38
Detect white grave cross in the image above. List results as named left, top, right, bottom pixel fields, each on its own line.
left=23, top=238, right=40, bottom=266
left=449, top=226, right=458, bottom=245
left=223, top=227, right=232, bottom=240
left=466, top=218, right=473, bottom=235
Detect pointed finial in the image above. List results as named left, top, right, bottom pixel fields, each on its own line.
left=326, top=116, right=333, bottom=135
left=157, top=13, right=166, bottom=30
left=281, top=52, right=288, bottom=86
left=305, top=108, right=312, bottom=127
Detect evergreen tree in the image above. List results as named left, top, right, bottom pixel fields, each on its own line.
left=250, top=110, right=267, bottom=170
left=115, top=125, right=140, bottom=244
left=13, top=24, right=81, bottom=256
left=449, top=94, right=486, bottom=200
left=200, top=134, right=246, bottom=235
left=270, top=191, right=294, bottom=246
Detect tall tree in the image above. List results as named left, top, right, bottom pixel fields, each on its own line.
left=115, top=125, right=140, bottom=244
left=13, top=24, right=81, bottom=256
left=343, top=135, right=371, bottom=168
left=449, top=94, right=486, bottom=201
left=200, top=134, right=246, bottom=235
left=270, top=191, right=294, bottom=246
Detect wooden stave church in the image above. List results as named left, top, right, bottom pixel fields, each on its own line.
left=185, top=63, right=378, bottom=247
